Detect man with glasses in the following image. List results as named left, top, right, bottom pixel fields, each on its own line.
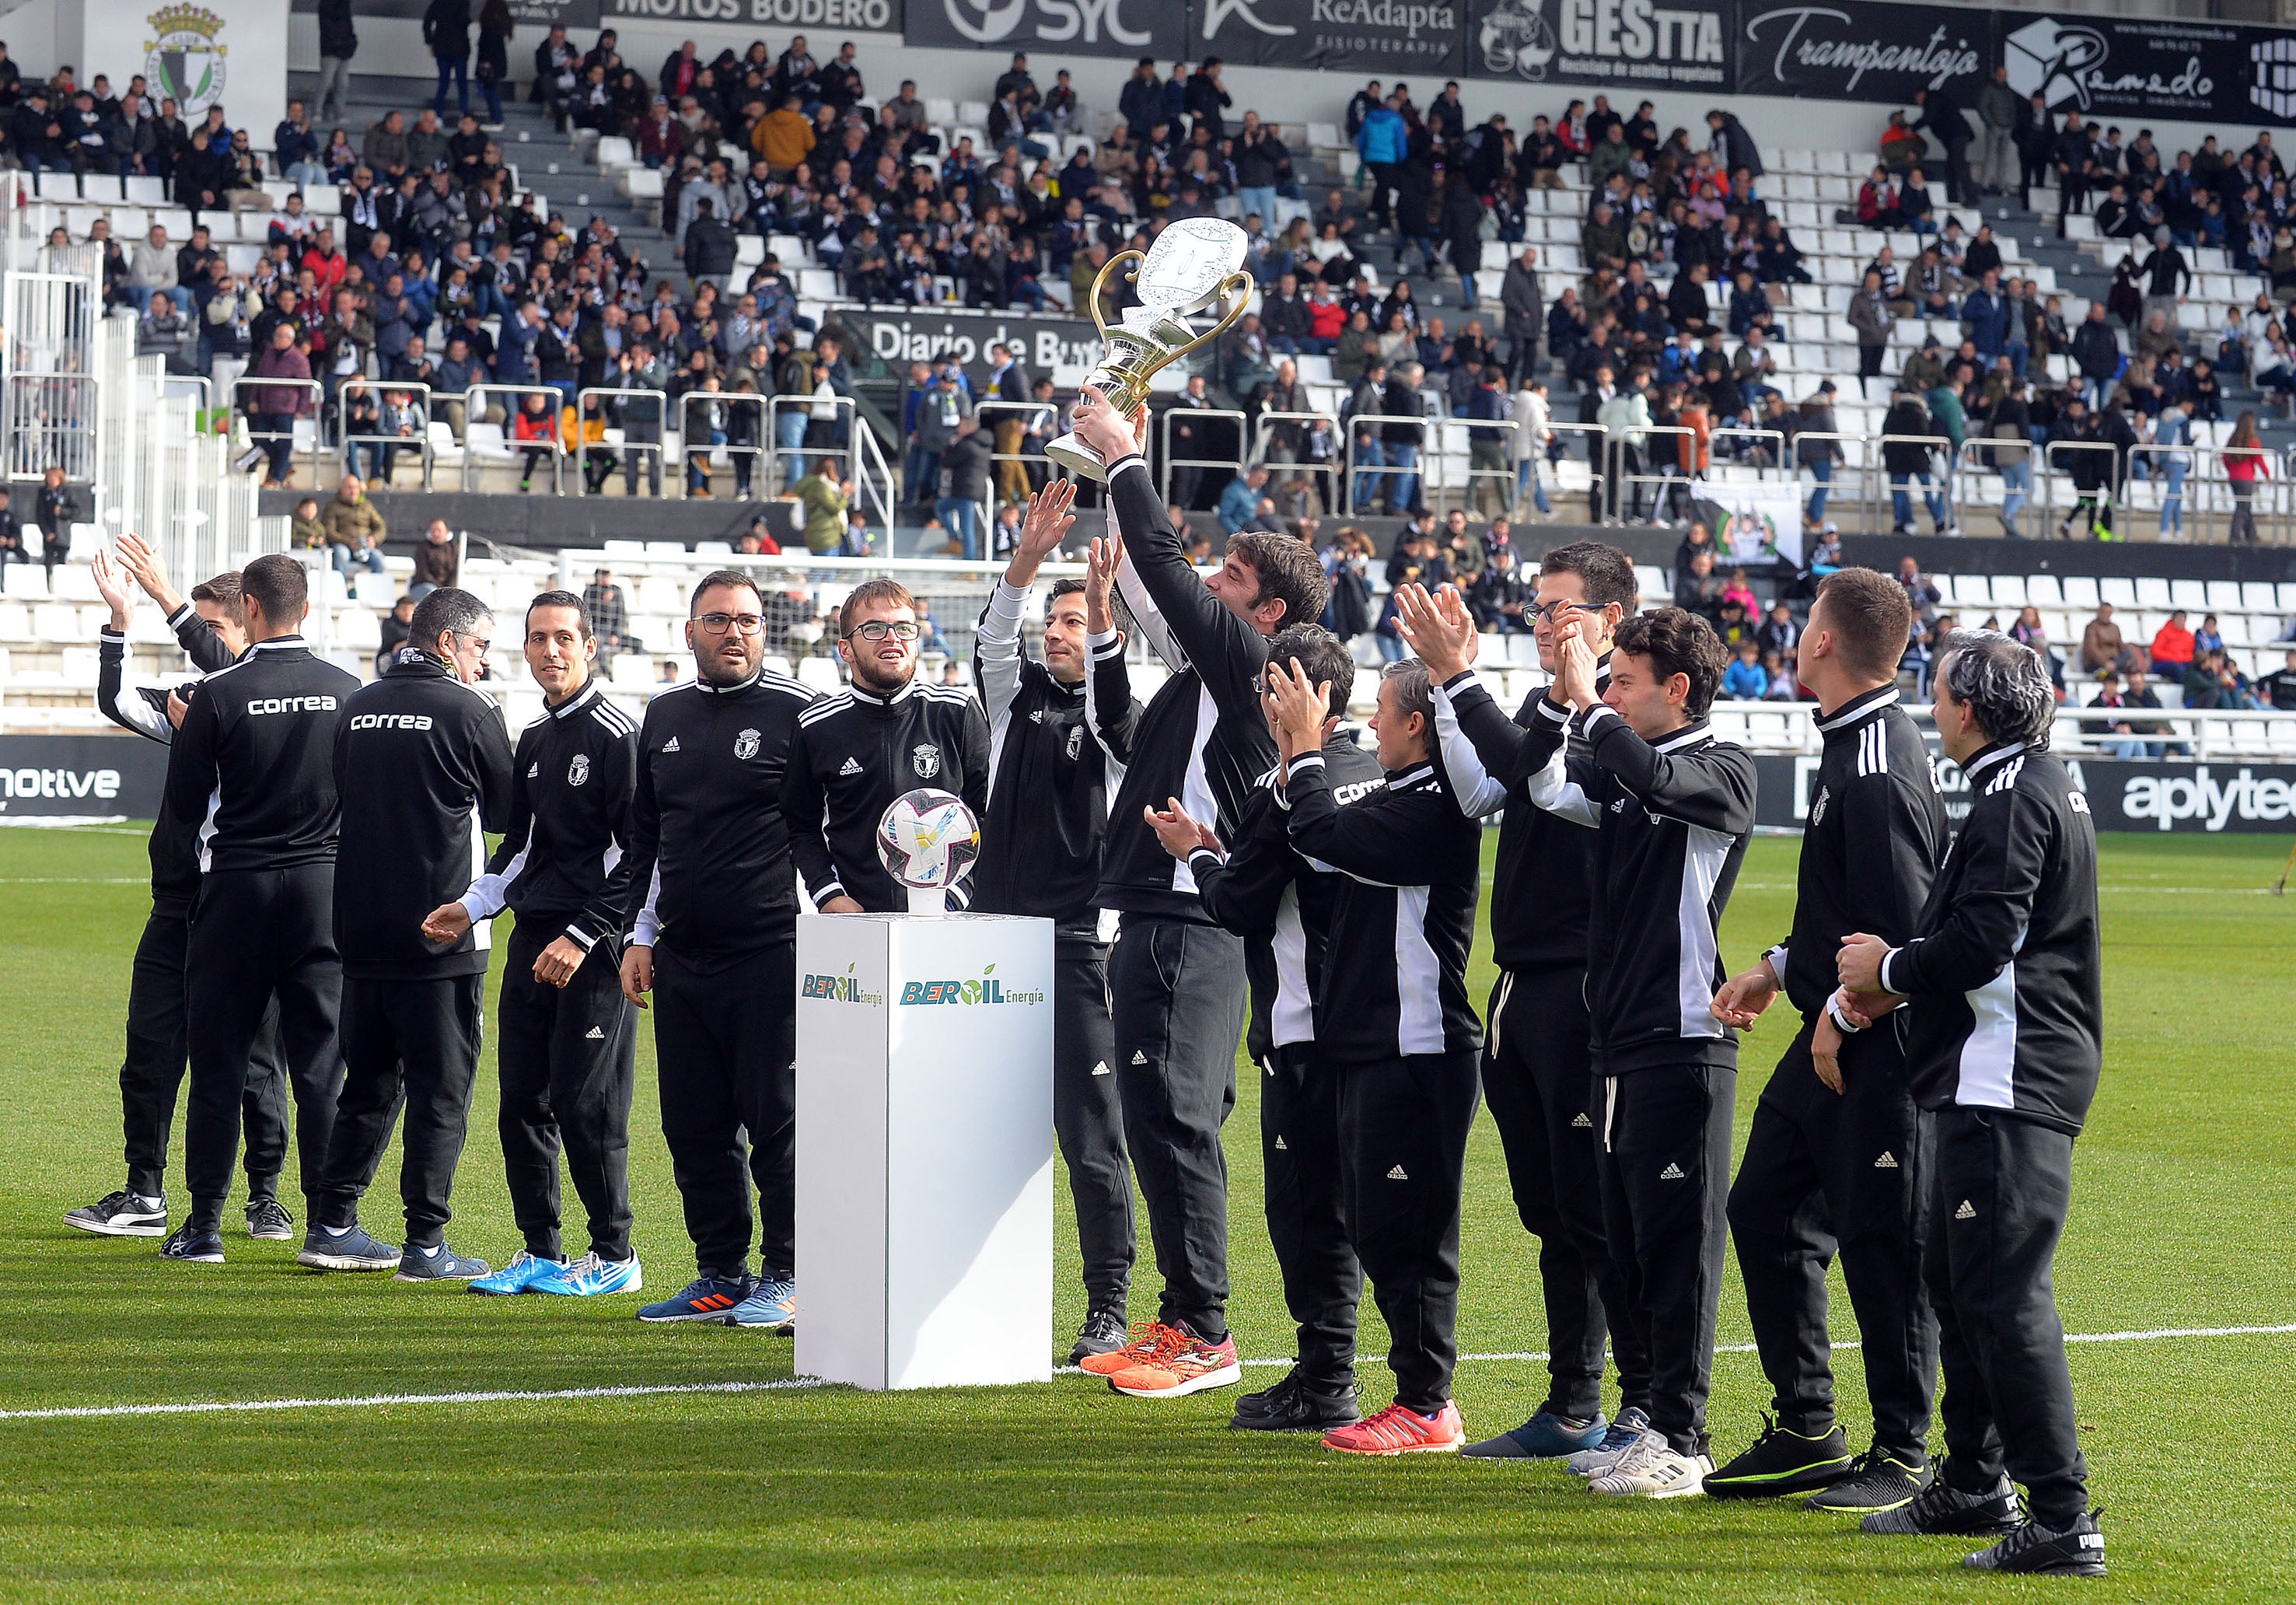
left=781, top=578, right=990, bottom=918
left=594, top=572, right=817, bottom=1329
left=299, top=587, right=514, bottom=1281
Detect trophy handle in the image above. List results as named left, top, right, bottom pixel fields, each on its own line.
left=1085, top=249, right=1145, bottom=343
left=1129, top=269, right=1259, bottom=391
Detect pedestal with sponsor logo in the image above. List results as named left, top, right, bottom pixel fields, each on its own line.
left=794, top=911, right=1055, bottom=1390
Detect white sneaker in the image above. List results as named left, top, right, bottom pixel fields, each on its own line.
left=1567, top=1418, right=1659, bottom=1477
left=1588, top=1436, right=1714, bottom=1498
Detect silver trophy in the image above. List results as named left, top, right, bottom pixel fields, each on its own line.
left=1044, top=218, right=1256, bottom=481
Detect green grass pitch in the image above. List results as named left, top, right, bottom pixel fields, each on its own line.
left=0, top=823, right=2291, bottom=1602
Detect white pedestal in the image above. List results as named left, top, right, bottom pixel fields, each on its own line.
left=794, top=911, right=1056, bottom=1390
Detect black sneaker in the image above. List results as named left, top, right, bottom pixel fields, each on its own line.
left=1805, top=1449, right=1932, bottom=1512
left=244, top=1198, right=295, bottom=1241
left=1704, top=1413, right=1853, bottom=1499
left=65, top=1190, right=169, bottom=1237
left=1861, top=1465, right=2023, bottom=1537
left=1068, top=1308, right=1129, bottom=1365
left=159, top=1223, right=225, bottom=1264
left=1964, top=1509, right=2106, bottom=1577
left=1228, top=1365, right=1360, bottom=1432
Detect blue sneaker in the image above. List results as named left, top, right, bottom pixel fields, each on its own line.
left=637, top=1274, right=753, bottom=1323
left=397, top=1241, right=492, bottom=1282
left=532, top=1252, right=644, bottom=1297
left=159, top=1223, right=225, bottom=1264
left=728, top=1275, right=796, bottom=1331
left=468, top=1250, right=568, bottom=1295
left=1463, top=1407, right=1610, bottom=1460
left=297, top=1222, right=400, bottom=1271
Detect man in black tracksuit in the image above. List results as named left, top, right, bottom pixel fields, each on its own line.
left=164, top=554, right=358, bottom=1264
left=454, top=592, right=644, bottom=1296
left=783, top=579, right=991, bottom=915
left=1517, top=605, right=1754, bottom=1497
left=1407, top=544, right=1651, bottom=1462
left=969, top=482, right=1142, bottom=1362
left=1145, top=624, right=1382, bottom=1432
left=302, top=588, right=513, bottom=1280
left=608, top=569, right=818, bottom=1327
left=1261, top=655, right=1484, bottom=1453
left=1841, top=630, right=2106, bottom=1577
left=1065, top=389, right=1329, bottom=1397
left=69, top=551, right=289, bottom=1240
left=1706, top=568, right=1949, bottom=1512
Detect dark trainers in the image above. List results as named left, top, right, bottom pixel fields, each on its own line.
left=244, top=1198, right=295, bottom=1241
left=66, top=1191, right=169, bottom=1237
left=1861, top=1465, right=2023, bottom=1537
left=1964, top=1509, right=2107, bottom=1577
left=159, top=1223, right=225, bottom=1264
left=397, top=1242, right=492, bottom=1282
left=1068, top=1308, right=1129, bottom=1365
left=1705, top=1414, right=1854, bottom=1498
left=1806, top=1449, right=1932, bottom=1512
left=1463, top=1407, right=1608, bottom=1460
left=1229, top=1365, right=1361, bottom=1432
left=298, top=1222, right=402, bottom=1272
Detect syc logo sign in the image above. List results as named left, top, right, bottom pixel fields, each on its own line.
left=941, top=0, right=1151, bottom=47
left=802, top=964, right=886, bottom=1006
left=899, top=963, right=1047, bottom=1006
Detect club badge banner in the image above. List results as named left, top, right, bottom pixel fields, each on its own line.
left=1707, top=477, right=1804, bottom=568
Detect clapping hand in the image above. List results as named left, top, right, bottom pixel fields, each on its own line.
left=1553, top=611, right=1601, bottom=711
left=1085, top=532, right=1123, bottom=635
left=1263, top=655, right=1336, bottom=761
left=1143, top=796, right=1221, bottom=861
left=1393, top=582, right=1477, bottom=681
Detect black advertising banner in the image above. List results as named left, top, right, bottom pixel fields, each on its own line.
left=1749, top=752, right=2296, bottom=834
left=2001, top=16, right=2291, bottom=128
left=0, top=736, right=167, bottom=819
left=1195, top=0, right=1466, bottom=79
left=596, top=0, right=900, bottom=26
left=906, top=0, right=1183, bottom=61
left=292, top=0, right=604, bottom=22
left=838, top=306, right=1101, bottom=383
left=1466, top=0, right=1732, bottom=93
left=1735, top=2, right=1989, bottom=105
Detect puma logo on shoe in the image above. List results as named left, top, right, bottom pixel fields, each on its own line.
left=839, top=757, right=864, bottom=775
left=1874, top=1151, right=1898, bottom=1169
left=1091, top=1061, right=1112, bottom=1077
left=662, top=736, right=680, bottom=752
left=585, top=1026, right=606, bottom=1039
left=1131, top=1050, right=1148, bottom=1065
left=1955, top=1199, right=1976, bottom=1220
left=1386, top=1165, right=1408, bottom=1180
left=1572, top=1113, right=1592, bottom=1128
left=1659, top=1163, right=1685, bottom=1180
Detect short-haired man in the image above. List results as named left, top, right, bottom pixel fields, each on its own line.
left=1839, top=631, right=2106, bottom=1575
left=1401, top=541, right=1651, bottom=1463
left=1063, top=386, right=1331, bottom=1398
left=1705, top=569, right=1950, bottom=1511
left=1142, top=623, right=1380, bottom=1433
left=599, top=571, right=816, bottom=1328
left=970, top=482, right=1142, bottom=1362
left=163, top=554, right=358, bottom=1264
left=301, top=586, right=513, bottom=1279
left=71, top=541, right=289, bottom=1240
left=453, top=592, right=645, bottom=1298
left=1518, top=604, right=1756, bottom=1496
left=1255, top=653, right=1484, bottom=1453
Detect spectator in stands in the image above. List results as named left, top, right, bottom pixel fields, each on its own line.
left=474, top=0, right=513, bottom=128
left=1721, top=637, right=1767, bottom=701
left=411, top=518, right=458, bottom=596
left=2085, top=668, right=2149, bottom=759
left=797, top=455, right=851, bottom=556
left=1849, top=269, right=1892, bottom=381
left=1883, top=388, right=1950, bottom=536
left=2078, top=602, right=2137, bottom=677
left=933, top=414, right=991, bottom=559
left=424, top=0, right=474, bottom=119
left=243, top=320, right=313, bottom=488
left=320, top=474, right=386, bottom=599
left=2149, top=608, right=2196, bottom=680
left=2071, top=299, right=2123, bottom=412
left=2256, top=648, right=2296, bottom=709
left=581, top=569, right=638, bottom=667
left=2224, top=411, right=2271, bottom=543
left=1218, top=466, right=1270, bottom=537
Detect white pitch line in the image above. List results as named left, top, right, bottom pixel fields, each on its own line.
left=4, top=1323, right=2291, bottom=1425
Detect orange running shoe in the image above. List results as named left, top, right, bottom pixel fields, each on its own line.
left=1078, top=1319, right=1190, bottom=1377
left=1322, top=1400, right=1466, bottom=1456
left=1107, top=1326, right=1241, bottom=1398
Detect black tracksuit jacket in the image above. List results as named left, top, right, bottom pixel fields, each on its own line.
left=163, top=636, right=359, bottom=874
left=968, top=579, right=1139, bottom=945
left=331, top=651, right=515, bottom=981
left=1099, top=454, right=1279, bottom=923
left=1519, top=701, right=1757, bottom=1075
left=781, top=677, right=991, bottom=913
left=98, top=605, right=237, bottom=900
left=461, top=677, right=639, bottom=952
left=1881, top=741, right=2103, bottom=1135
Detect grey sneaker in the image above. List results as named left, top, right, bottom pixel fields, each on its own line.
left=1565, top=1406, right=1654, bottom=1477
left=1588, top=1437, right=1714, bottom=1498
left=244, top=1198, right=295, bottom=1240
left=66, top=1191, right=169, bottom=1236
left=397, top=1242, right=493, bottom=1282
left=1861, top=1466, right=2023, bottom=1537
left=298, top=1222, right=402, bottom=1272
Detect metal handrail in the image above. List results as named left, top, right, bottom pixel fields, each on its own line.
left=1871, top=432, right=1955, bottom=534
left=465, top=383, right=567, bottom=495
left=229, top=374, right=326, bottom=484
left=332, top=376, right=435, bottom=491
left=1430, top=411, right=1520, bottom=517
left=1340, top=408, right=1431, bottom=515
left=1543, top=420, right=1609, bottom=521
left=677, top=390, right=767, bottom=500
left=2123, top=442, right=2209, bottom=544
left=1249, top=408, right=1342, bottom=510
left=1606, top=423, right=1694, bottom=526
left=2041, top=439, right=2127, bottom=538
left=571, top=386, right=670, bottom=498
left=1158, top=404, right=1249, bottom=510
left=1709, top=425, right=1788, bottom=474
left=766, top=391, right=861, bottom=492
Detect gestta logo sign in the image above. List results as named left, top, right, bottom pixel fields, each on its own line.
left=900, top=963, right=1047, bottom=1006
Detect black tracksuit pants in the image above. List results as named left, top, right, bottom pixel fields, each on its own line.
left=1261, top=1044, right=1359, bottom=1388
left=183, top=865, right=345, bottom=1232
left=1595, top=1062, right=1735, bottom=1456
left=1109, top=916, right=1245, bottom=1338
left=315, top=973, right=485, bottom=1247
left=1483, top=967, right=1644, bottom=1421
left=1336, top=1050, right=1480, bottom=1414
left=651, top=939, right=795, bottom=1282
left=498, top=920, right=637, bottom=1262
left=1054, top=944, right=1134, bottom=1315
left=1929, top=1107, right=2091, bottom=1528
left=1728, top=1019, right=1938, bottom=1463
left=121, top=893, right=291, bottom=1200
